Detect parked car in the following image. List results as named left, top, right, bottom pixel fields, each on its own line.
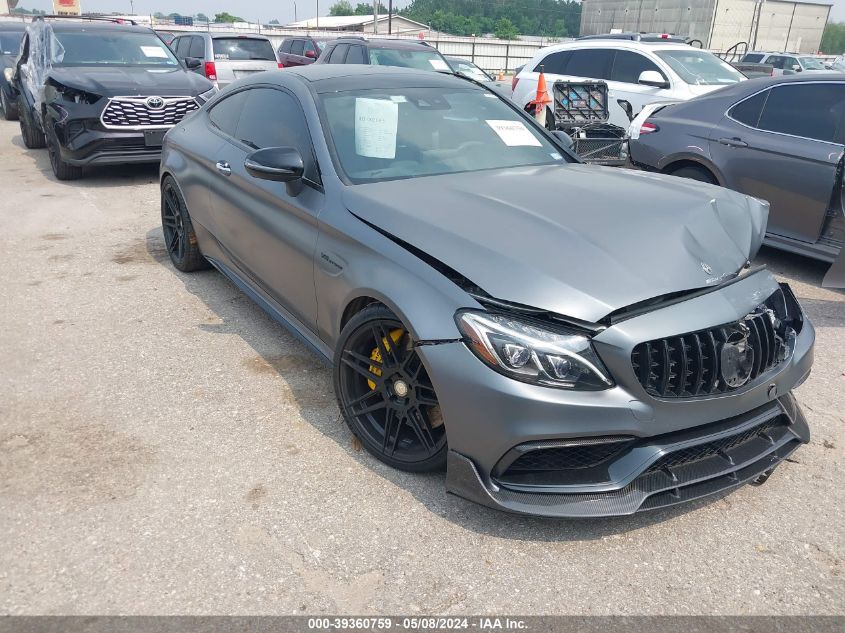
left=156, top=30, right=177, bottom=46
left=159, top=64, right=812, bottom=517
left=13, top=17, right=216, bottom=180
left=741, top=52, right=828, bottom=75
left=445, top=55, right=513, bottom=98
left=513, top=39, right=746, bottom=128
left=627, top=74, right=845, bottom=288
left=278, top=35, right=332, bottom=67
left=169, top=33, right=280, bottom=88
left=0, top=21, right=25, bottom=120
left=315, top=36, right=452, bottom=72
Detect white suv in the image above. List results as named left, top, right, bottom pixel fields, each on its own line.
left=740, top=52, right=828, bottom=75
left=513, top=39, right=746, bottom=128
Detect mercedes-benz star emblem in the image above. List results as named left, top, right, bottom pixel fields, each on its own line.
left=701, top=261, right=714, bottom=275
left=720, top=323, right=755, bottom=388
left=145, top=96, right=165, bottom=110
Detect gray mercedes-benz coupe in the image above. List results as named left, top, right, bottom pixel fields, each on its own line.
left=160, top=65, right=814, bottom=517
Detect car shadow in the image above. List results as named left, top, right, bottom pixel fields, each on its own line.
left=142, top=226, right=740, bottom=541
left=11, top=132, right=160, bottom=188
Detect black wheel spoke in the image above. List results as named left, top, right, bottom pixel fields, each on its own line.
left=416, top=385, right=438, bottom=407
left=372, top=324, right=400, bottom=368
left=382, top=409, right=400, bottom=455
left=166, top=229, right=180, bottom=254
left=354, top=399, right=388, bottom=416
left=344, top=389, right=382, bottom=410
left=406, top=407, right=437, bottom=454
left=341, top=350, right=383, bottom=384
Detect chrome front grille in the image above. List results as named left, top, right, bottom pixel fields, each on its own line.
left=631, top=288, right=802, bottom=399
left=101, top=97, right=199, bottom=129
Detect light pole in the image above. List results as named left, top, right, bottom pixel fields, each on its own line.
left=292, top=0, right=297, bottom=22
left=316, top=0, right=319, bottom=28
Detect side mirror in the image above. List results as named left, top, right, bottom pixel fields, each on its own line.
left=245, top=147, right=305, bottom=194
left=638, top=70, right=669, bottom=89
left=617, top=99, right=635, bottom=122
left=305, top=49, right=316, bottom=59
left=552, top=130, right=574, bottom=151
left=792, top=64, right=801, bottom=72
left=185, top=57, right=202, bottom=70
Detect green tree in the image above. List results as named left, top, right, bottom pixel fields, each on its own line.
left=269, top=19, right=280, bottom=24
left=329, top=1, right=355, bottom=16
left=354, top=2, right=388, bottom=14
left=196, top=13, right=209, bottom=22
left=494, top=17, right=519, bottom=40
left=214, top=12, right=244, bottom=23
left=821, top=21, right=845, bottom=54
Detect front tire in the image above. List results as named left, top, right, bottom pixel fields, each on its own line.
left=47, top=132, right=83, bottom=180
left=18, top=96, right=45, bottom=149
left=334, top=305, right=447, bottom=472
left=160, top=176, right=210, bottom=272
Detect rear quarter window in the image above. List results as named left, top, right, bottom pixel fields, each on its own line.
left=729, top=90, right=768, bottom=127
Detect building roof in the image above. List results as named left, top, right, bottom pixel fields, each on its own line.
left=286, top=14, right=428, bottom=30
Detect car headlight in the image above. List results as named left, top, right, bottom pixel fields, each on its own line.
left=196, top=87, right=218, bottom=104
left=455, top=311, right=613, bottom=390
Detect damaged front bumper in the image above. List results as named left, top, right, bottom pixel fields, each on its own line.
left=418, top=270, right=814, bottom=517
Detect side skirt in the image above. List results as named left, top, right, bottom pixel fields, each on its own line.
left=205, top=255, right=333, bottom=365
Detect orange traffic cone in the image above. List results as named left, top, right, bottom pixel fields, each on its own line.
left=532, top=71, right=553, bottom=127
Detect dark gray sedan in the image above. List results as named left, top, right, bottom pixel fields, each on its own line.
left=160, top=66, right=813, bottom=517
left=628, top=74, right=845, bottom=287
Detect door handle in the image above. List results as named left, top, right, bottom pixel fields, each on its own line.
left=718, top=137, right=748, bottom=148
left=216, top=161, right=231, bottom=175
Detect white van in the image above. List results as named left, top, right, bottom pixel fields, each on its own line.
left=512, top=39, right=746, bottom=128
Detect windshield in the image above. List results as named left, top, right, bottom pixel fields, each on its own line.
left=51, top=30, right=178, bottom=66
left=449, top=59, right=492, bottom=82
left=800, top=56, right=826, bottom=70
left=368, top=47, right=450, bottom=71
left=0, top=33, right=22, bottom=55
left=319, top=87, right=566, bottom=184
left=655, top=49, right=744, bottom=85
left=213, top=37, right=276, bottom=61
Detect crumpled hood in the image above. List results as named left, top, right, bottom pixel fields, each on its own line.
left=47, top=65, right=213, bottom=97
left=343, top=164, right=768, bottom=323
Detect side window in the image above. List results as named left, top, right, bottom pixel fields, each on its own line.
left=304, top=40, right=318, bottom=57
left=235, top=88, right=320, bottom=184
left=784, top=57, right=798, bottom=70
left=208, top=90, right=249, bottom=137
left=743, top=53, right=764, bottom=62
left=534, top=50, right=570, bottom=74
left=758, top=83, right=845, bottom=143
left=729, top=90, right=768, bottom=127
left=344, top=45, right=366, bottom=64
left=768, top=56, right=785, bottom=69
left=610, top=50, right=666, bottom=84
left=563, top=48, right=613, bottom=80
left=188, top=36, right=205, bottom=59
left=279, top=40, right=291, bottom=54
left=328, top=44, right=349, bottom=63
left=291, top=39, right=305, bottom=56
left=174, top=36, right=189, bottom=58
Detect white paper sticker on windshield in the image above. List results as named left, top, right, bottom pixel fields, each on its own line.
left=140, top=46, right=168, bottom=58
left=485, top=120, right=542, bottom=147
left=355, top=98, right=398, bottom=159
left=429, top=59, right=449, bottom=71
left=390, top=95, right=408, bottom=103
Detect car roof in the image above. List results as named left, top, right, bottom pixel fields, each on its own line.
left=46, top=21, right=155, bottom=34
left=535, top=39, right=694, bottom=55
left=282, top=64, right=474, bottom=92
left=332, top=37, right=435, bottom=50
left=0, top=22, right=26, bottom=31
left=209, top=33, right=271, bottom=40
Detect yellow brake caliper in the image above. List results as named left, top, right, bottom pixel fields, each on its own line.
left=368, top=329, right=404, bottom=390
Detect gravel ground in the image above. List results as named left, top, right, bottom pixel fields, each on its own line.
left=0, top=120, right=843, bottom=616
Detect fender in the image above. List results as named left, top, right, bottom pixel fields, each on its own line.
left=657, top=151, right=727, bottom=186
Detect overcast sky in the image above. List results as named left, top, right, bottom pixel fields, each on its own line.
left=15, top=0, right=845, bottom=24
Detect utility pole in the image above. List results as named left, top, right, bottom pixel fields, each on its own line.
left=373, top=0, right=379, bottom=34
left=388, top=0, right=392, bottom=34
left=316, top=0, right=319, bottom=28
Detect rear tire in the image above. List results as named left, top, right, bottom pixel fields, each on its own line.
left=161, top=175, right=210, bottom=272
left=18, top=96, right=45, bottom=149
left=670, top=165, right=717, bottom=184
left=47, top=132, right=83, bottom=181
left=1, top=89, right=18, bottom=121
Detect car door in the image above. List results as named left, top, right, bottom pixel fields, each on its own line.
left=288, top=39, right=307, bottom=66
left=608, top=50, right=674, bottom=122
left=708, top=82, right=845, bottom=243
left=206, top=86, right=323, bottom=329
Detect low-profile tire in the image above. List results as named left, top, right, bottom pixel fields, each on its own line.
left=47, top=133, right=83, bottom=181
left=161, top=175, right=210, bottom=272
left=18, top=96, right=45, bottom=149
left=334, top=304, right=447, bottom=472
left=670, top=164, right=716, bottom=184
left=1, top=89, right=18, bottom=121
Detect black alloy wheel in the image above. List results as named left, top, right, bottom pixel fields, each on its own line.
left=160, top=176, right=209, bottom=272
left=46, top=132, right=83, bottom=180
left=335, top=305, right=447, bottom=472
